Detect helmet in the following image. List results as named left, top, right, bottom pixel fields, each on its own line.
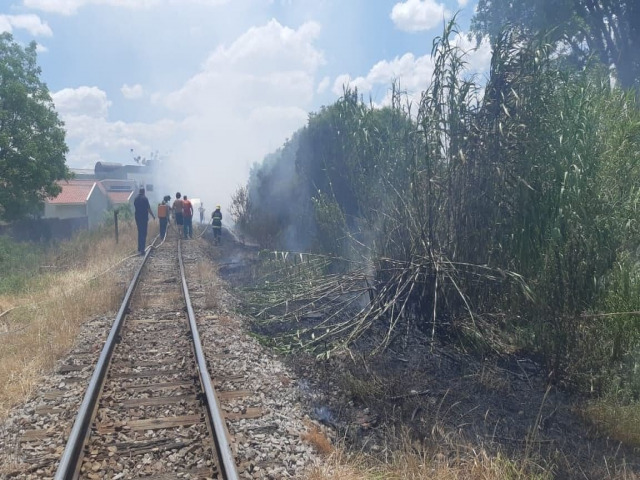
left=216, top=205, right=221, bottom=209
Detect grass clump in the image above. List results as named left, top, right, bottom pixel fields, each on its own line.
left=306, top=434, right=553, bottom=480
left=0, top=221, right=139, bottom=419
left=338, top=371, right=385, bottom=404
left=582, top=401, right=640, bottom=448
left=302, top=421, right=334, bottom=455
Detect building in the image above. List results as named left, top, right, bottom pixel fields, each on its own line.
left=43, top=179, right=109, bottom=229
left=100, top=179, right=136, bottom=209
left=70, top=168, right=95, bottom=180
left=43, top=161, right=155, bottom=231
left=94, top=161, right=155, bottom=193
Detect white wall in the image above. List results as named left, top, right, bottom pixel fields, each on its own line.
left=44, top=203, right=86, bottom=219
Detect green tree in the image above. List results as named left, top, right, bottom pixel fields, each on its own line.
left=0, top=32, right=69, bottom=221
left=471, top=0, right=640, bottom=90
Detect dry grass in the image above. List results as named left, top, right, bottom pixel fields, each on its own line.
left=582, top=401, right=640, bottom=447
left=306, top=434, right=553, bottom=480
left=0, top=222, right=140, bottom=419
left=195, top=255, right=221, bottom=310
left=477, top=364, right=511, bottom=394
left=302, top=421, right=334, bottom=455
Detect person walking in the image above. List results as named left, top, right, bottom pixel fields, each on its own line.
left=211, top=204, right=222, bottom=245
left=199, top=203, right=205, bottom=224
left=134, top=187, right=155, bottom=255
left=157, top=198, right=169, bottom=239
left=172, top=192, right=184, bottom=238
left=163, top=195, right=172, bottom=227
left=182, top=195, right=194, bottom=239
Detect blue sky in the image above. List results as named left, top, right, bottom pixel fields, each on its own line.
left=1, top=0, right=490, bottom=206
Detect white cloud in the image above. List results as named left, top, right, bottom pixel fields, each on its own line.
left=332, top=52, right=434, bottom=99
left=456, top=34, right=492, bottom=75
left=457, top=0, right=469, bottom=6
left=53, top=86, right=111, bottom=118
left=332, top=72, right=372, bottom=95
left=157, top=18, right=325, bottom=206
left=203, top=19, right=324, bottom=75
left=0, top=14, right=52, bottom=36
left=333, top=33, right=492, bottom=106
left=317, top=76, right=330, bottom=94
left=164, top=19, right=323, bottom=113
left=62, top=116, right=180, bottom=168
left=390, top=0, right=450, bottom=32
left=121, top=83, right=144, bottom=100
left=23, top=0, right=230, bottom=16
left=52, top=86, right=180, bottom=168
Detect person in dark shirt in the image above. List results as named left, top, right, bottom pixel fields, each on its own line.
left=134, top=187, right=155, bottom=255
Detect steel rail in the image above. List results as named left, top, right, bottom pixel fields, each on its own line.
left=178, top=239, right=239, bottom=480
left=54, top=243, right=154, bottom=480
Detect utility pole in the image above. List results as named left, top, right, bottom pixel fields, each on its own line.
left=114, top=209, right=119, bottom=244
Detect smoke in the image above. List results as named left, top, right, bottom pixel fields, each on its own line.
left=42, top=1, right=489, bottom=232
left=153, top=18, right=325, bottom=218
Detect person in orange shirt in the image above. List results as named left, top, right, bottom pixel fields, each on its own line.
left=157, top=199, right=169, bottom=239
left=182, top=195, right=194, bottom=239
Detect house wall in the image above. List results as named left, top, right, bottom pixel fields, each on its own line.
left=86, top=187, right=109, bottom=229
left=44, top=203, right=86, bottom=219
left=44, top=187, right=108, bottom=230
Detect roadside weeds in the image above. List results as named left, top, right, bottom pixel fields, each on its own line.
left=0, top=222, right=143, bottom=419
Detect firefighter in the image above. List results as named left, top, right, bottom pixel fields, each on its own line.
left=211, top=205, right=222, bottom=245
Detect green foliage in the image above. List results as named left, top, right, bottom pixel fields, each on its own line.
left=312, top=192, right=346, bottom=255
left=0, top=235, right=45, bottom=294
left=242, top=88, right=417, bottom=254
left=572, top=256, right=640, bottom=398
left=471, top=0, right=640, bottom=90
left=468, top=33, right=640, bottom=378
left=242, top=20, right=640, bottom=396
left=0, top=32, right=70, bottom=221
left=103, top=203, right=133, bottom=225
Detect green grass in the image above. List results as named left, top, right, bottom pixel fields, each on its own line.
left=0, top=236, right=46, bottom=295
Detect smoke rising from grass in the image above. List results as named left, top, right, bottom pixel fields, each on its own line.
left=152, top=18, right=324, bottom=218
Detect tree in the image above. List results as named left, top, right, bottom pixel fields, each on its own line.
left=0, top=32, right=69, bottom=221
left=471, top=0, right=640, bottom=90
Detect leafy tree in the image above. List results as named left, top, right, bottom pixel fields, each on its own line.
left=471, top=0, right=640, bottom=90
left=0, top=32, right=69, bottom=221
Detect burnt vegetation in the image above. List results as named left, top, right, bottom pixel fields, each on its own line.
left=230, top=21, right=640, bottom=408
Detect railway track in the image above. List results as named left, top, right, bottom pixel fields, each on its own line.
left=54, top=231, right=239, bottom=479
left=1, top=226, right=324, bottom=479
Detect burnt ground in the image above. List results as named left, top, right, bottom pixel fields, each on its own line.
left=207, top=229, right=640, bottom=479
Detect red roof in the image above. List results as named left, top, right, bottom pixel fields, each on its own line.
left=47, top=180, right=96, bottom=205
left=107, top=191, right=133, bottom=204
